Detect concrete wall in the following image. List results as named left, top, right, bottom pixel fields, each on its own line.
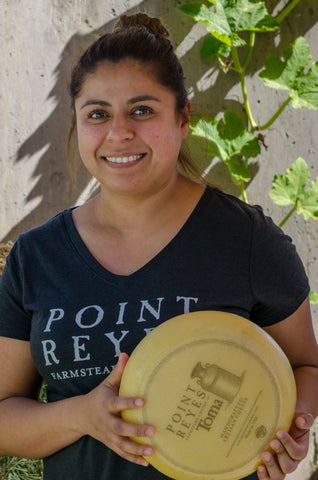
left=1, top=0, right=317, bottom=478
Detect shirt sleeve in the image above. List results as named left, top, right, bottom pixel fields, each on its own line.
left=0, top=238, right=32, bottom=340
left=249, top=206, right=310, bottom=326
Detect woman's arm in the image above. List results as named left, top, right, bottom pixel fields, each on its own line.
left=0, top=337, right=84, bottom=458
left=257, top=296, right=318, bottom=479
left=0, top=338, right=154, bottom=465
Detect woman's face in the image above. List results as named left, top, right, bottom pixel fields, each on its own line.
left=74, top=59, right=190, bottom=197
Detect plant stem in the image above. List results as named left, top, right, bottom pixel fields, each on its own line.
left=232, top=46, right=257, bottom=130
left=231, top=45, right=243, bottom=73
left=242, top=32, right=255, bottom=71
left=276, top=0, right=301, bottom=24
left=241, top=74, right=257, bottom=130
left=258, top=97, right=292, bottom=131
left=278, top=204, right=297, bottom=228
left=240, top=182, right=248, bottom=203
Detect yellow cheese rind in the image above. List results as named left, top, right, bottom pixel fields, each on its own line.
left=119, top=311, right=296, bottom=480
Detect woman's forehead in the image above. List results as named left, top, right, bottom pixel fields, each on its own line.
left=76, top=59, right=175, bottom=103
left=86, top=59, right=161, bottom=86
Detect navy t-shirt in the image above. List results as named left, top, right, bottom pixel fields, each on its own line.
left=0, top=187, right=310, bottom=480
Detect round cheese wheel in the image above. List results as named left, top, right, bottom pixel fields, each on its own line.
left=119, top=311, right=296, bottom=480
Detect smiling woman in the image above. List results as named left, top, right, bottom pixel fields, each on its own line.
left=67, top=13, right=202, bottom=185
left=0, top=11, right=317, bottom=480
left=74, top=59, right=190, bottom=199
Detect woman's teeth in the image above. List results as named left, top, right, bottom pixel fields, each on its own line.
left=105, top=154, right=144, bottom=164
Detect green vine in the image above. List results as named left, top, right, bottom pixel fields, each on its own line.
left=258, top=97, right=292, bottom=132
left=179, top=0, right=318, bottom=302
left=276, top=0, right=302, bottom=24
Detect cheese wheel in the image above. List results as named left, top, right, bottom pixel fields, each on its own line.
left=119, top=311, right=296, bottom=480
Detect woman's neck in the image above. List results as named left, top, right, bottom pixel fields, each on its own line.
left=89, top=174, right=201, bottom=233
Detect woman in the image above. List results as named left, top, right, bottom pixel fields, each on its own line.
left=0, top=13, right=317, bottom=480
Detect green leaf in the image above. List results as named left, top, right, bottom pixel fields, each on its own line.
left=259, top=37, right=318, bottom=110
left=310, top=290, right=318, bottom=305
left=225, top=158, right=252, bottom=184
left=179, top=3, right=219, bottom=25
left=292, top=63, right=318, bottom=109
left=269, top=157, right=310, bottom=206
left=179, top=0, right=278, bottom=49
left=268, top=174, right=293, bottom=206
left=269, top=158, right=318, bottom=221
left=201, top=35, right=231, bottom=62
left=191, top=111, right=260, bottom=184
left=297, top=178, right=318, bottom=220
left=194, top=117, right=229, bottom=160
left=225, top=0, right=279, bottom=33
left=260, top=37, right=311, bottom=90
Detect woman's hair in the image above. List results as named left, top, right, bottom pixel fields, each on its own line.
left=68, top=12, right=205, bottom=183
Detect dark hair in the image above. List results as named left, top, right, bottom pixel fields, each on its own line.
left=69, top=13, right=187, bottom=113
left=67, top=13, right=206, bottom=184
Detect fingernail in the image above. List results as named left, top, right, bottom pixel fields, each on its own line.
left=270, top=439, right=280, bottom=450
left=134, top=398, right=143, bottom=407
left=140, top=459, right=149, bottom=467
left=298, top=417, right=306, bottom=428
left=258, top=465, right=266, bottom=474
left=262, top=452, right=271, bottom=462
left=144, top=447, right=154, bottom=456
left=145, top=427, right=155, bottom=436
left=276, top=430, right=285, bottom=440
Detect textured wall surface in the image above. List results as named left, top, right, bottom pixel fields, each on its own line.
left=1, top=0, right=318, bottom=478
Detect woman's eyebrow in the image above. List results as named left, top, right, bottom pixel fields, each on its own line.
left=80, top=99, right=110, bottom=109
left=127, top=95, right=161, bottom=104
left=80, top=95, right=161, bottom=110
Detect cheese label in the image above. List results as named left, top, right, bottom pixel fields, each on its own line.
left=143, top=340, right=279, bottom=474
left=120, top=311, right=296, bottom=480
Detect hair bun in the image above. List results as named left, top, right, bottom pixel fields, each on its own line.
left=113, top=13, right=170, bottom=39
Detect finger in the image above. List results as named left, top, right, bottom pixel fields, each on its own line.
left=106, top=392, right=145, bottom=415
left=260, top=451, right=285, bottom=480
left=257, top=463, right=270, bottom=480
left=294, top=413, right=314, bottom=433
left=100, top=353, right=131, bottom=402
left=276, top=429, right=309, bottom=461
left=106, top=353, right=129, bottom=388
left=270, top=437, right=299, bottom=474
left=116, top=435, right=154, bottom=458
left=289, top=413, right=313, bottom=440
left=111, top=415, right=155, bottom=439
left=113, top=435, right=155, bottom=467
left=111, top=435, right=152, bottom=468
left=116, top=448, right=150, bottom=467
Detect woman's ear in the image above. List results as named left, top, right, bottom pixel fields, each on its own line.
left=180, top=99, right=191, bottom=137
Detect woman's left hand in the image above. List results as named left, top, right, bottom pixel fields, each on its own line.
left=257, top=413, right=314, bottom=479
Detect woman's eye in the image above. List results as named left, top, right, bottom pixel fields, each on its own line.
left=88, top=110, right=108, bottom=120
left=132, top=106, right=153, bottom=117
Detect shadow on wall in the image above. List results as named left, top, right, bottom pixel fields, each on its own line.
left=177, top=0, right=316, bottom=194
left=309, top=467, right=318, bottom=480
left=2, top=0, right=316, bottom=242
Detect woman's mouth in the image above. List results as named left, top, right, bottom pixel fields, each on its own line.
left=103, top=154, right=145, bottom=164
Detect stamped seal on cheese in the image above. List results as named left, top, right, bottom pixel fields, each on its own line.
left=119, top=311, right=296, bottom=480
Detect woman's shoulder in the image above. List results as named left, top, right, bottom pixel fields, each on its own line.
left=203, top=186, right=266, bottom=223
left=20, top=209, right=72, bottom=237
left=199, top=186, right=293, bottom=250
left=12, top=209, right=74, bottom=258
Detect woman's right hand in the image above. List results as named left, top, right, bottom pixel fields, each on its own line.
left=77, top=352, right=155, bottom=466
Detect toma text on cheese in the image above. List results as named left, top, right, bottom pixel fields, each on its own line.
left=195, top=398, right=224, bottom=432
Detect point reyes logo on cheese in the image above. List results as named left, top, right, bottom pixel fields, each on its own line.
left=166, top=362, right=242, bottom=438
left=120, top=311, right=296, bottom=480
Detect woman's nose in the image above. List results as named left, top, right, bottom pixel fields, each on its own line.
left=107, top=117, right=134, bottom=142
